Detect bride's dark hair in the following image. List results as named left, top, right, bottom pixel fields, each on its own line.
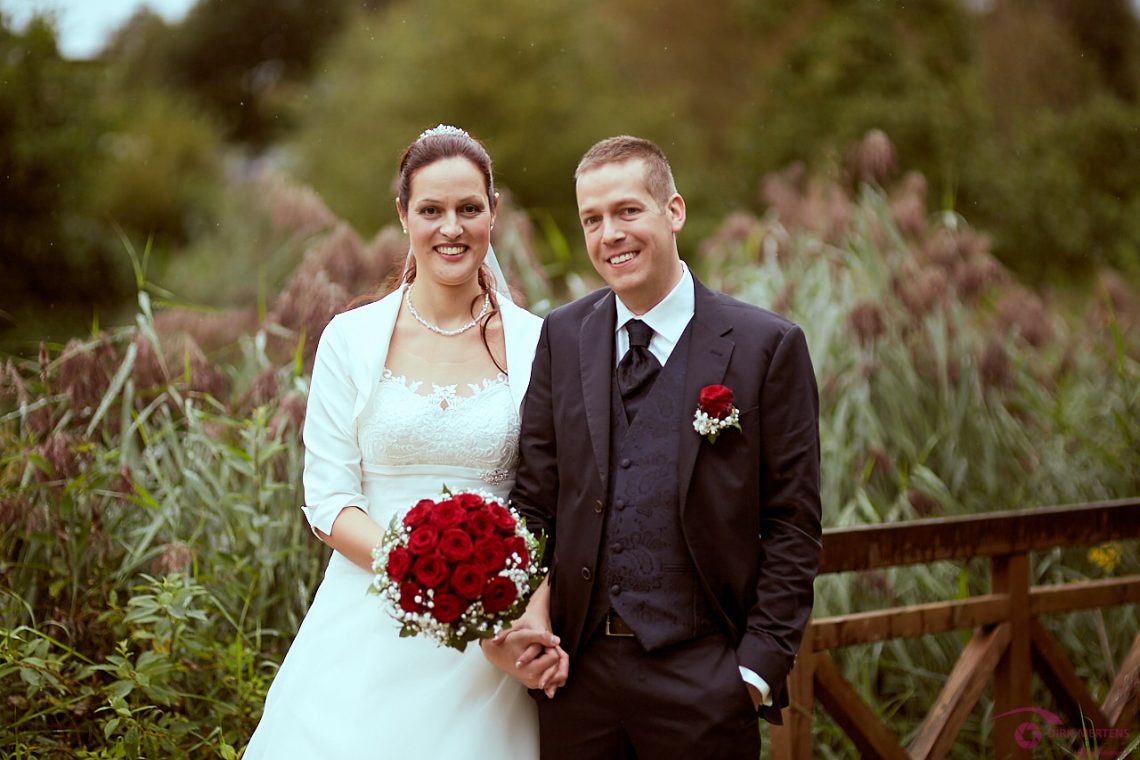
left=379, top=128, right=505, bottom=373
left=396, top=129, right=496, bottom=218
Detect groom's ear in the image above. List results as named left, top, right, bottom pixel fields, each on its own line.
left=666, top=193, right=686, bottom=233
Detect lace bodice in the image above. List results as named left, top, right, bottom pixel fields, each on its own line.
left=356, top=369, right=520, bottom=483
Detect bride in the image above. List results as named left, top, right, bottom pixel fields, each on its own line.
left=244, top=126, right=566, bottom=758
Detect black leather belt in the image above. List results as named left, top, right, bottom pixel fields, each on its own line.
left=605, top=610, right=636, bottom=637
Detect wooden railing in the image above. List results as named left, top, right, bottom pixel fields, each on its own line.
left=770, top=498, right=1140, bottom=760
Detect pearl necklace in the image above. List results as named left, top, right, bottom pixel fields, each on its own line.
left=404, top=286, right=490, bottom=337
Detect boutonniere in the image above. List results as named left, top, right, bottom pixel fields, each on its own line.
left=692, top=384, right=741, bottom=443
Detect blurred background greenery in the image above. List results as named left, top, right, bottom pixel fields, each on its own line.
left=1, top=1, right=1138, bottom=756
left=3, top=0, right=1139, bottom=353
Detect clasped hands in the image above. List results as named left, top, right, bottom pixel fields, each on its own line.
left=480, top=619, right=569, bottom=698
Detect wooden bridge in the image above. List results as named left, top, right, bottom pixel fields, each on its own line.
left=770, top=498, right=1140, bottom=759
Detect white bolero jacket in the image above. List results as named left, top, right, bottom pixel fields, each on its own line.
left=299, top=288, right=544, bottom=535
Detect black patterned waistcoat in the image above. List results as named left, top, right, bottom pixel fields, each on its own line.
left=588, top=324, right=717, bottom=650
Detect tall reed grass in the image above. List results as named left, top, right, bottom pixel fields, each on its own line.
left=700, top=139, right=1138, bottom=756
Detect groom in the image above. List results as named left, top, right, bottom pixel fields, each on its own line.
left=507, top=136, right=822, bottom=758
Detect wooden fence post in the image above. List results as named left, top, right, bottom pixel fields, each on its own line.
left=769, top=637, right=815, bottom=760
left=992, top=552, right=1032, bottom=760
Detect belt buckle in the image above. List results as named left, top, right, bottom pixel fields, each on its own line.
left=605, top=611, right=635, bottom=638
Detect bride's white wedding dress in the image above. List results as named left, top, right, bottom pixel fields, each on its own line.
left=244, top=369, right=539, bottom=759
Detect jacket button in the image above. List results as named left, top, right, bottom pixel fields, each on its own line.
left=610, top=584, right=621, bottom=595
left=610, top=542, right=622, bottom=554
left=620, top=458, right=631, bottom=468
left=615, top=499, right=626, bottom=511
left=581, top=567, right=592, bottom=580
left=594, top=499, right=604, bottom=513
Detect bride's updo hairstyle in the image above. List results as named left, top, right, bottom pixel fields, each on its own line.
left=397, top=126, right=496, bottom=219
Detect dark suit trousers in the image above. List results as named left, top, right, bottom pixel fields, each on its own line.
left=536, top=629, right=760, bottom=760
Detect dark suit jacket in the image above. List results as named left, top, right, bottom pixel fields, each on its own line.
left=510, top=277, right=822, bottom=723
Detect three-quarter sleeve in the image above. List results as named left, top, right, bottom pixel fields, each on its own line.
left=301, top=319, right=369, bottom=536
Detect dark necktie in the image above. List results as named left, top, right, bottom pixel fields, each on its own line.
left=617, top=319, right=662, bottom=423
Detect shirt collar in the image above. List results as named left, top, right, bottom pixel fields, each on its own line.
left=614, top=261, right=694, bottom=343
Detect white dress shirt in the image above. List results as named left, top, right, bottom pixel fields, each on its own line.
left=612, top=261, right=772, bottom=708
left=613, top=262, right=695, bottom=367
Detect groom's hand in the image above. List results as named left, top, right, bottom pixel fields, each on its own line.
left=505, top=627, right=570, bottom=698
left=480, top=628, right=569, bottom=697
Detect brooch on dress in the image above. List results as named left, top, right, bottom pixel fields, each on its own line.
left=479, top=468, right=511, bottom=485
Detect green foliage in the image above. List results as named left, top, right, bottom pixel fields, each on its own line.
left=967, top=96, right=1140, bottom=279
left=0, top=16, right=128, bottom=338
left=1041, top=0, right=1140, bottom=100
left=1, top=300, right=320, bottom=754
left=1, top=577, right=256, bottom=758
left=159, top=0, right=359, bottom=145
left=155, top=177, right=327, bottom=310
left=90, top=91, right=222, bottom=249
left=288, top=0, right=1140, bottom=282
left=290, top=0, right=621, bottom=237
left=744, top=0, right=982, bottom=183
left=0, top=15, right=226, bottom=354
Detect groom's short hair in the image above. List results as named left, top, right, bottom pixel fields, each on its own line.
left=575, top=136, right=677, bottom=207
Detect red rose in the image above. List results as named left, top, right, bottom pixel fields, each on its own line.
left=412, top=554, right=449, bottom=589
left=465, top=509, right=496, bottom=540
left=698, top=384, right=734, bottom=419
left=438, top=528, right=475, bottom=562
left=473, top=537, right=507, bottom=574
left=430, top=498, right=466, bottom=529
left=407, top=526, right=440, bottom=556
left=504, top=536, right=528, bottom=568
left=386, top=547, right=413, bottom=581
left=488, top=504, right=517, bottom=534
left=482, top=577, right=518, bottom=615
left=398, top=582, right=425, bottom=613
left=457, top=492, right=486, bottom=510
left=450, top=563, right=488, bottom=599
left=431, top=592, right=465, bottom=623
left=403, top=499, right=435, bottom=528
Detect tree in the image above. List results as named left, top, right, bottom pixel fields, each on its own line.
left=0, top=14, right=225, bottom=351
left=1043, top=0, right=1140, bottom=100
left=0, top=15, right=127, bottom=344
left=290, top=0, right=620, bottom=236
left=161, top=0, right=360, bottom=145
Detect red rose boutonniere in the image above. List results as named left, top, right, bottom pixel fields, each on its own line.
left=693, top=384, right=741, bottom=443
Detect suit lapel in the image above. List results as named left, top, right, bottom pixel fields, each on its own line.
left=678, top=282, right=734, bottom=516
left=579, top=292, right=617, bottom=492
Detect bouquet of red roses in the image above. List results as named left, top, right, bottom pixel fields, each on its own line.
left=369, top=487, right=545, bottom=651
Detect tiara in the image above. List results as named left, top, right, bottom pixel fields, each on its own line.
left=418, top=124, right=470, bottom=142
